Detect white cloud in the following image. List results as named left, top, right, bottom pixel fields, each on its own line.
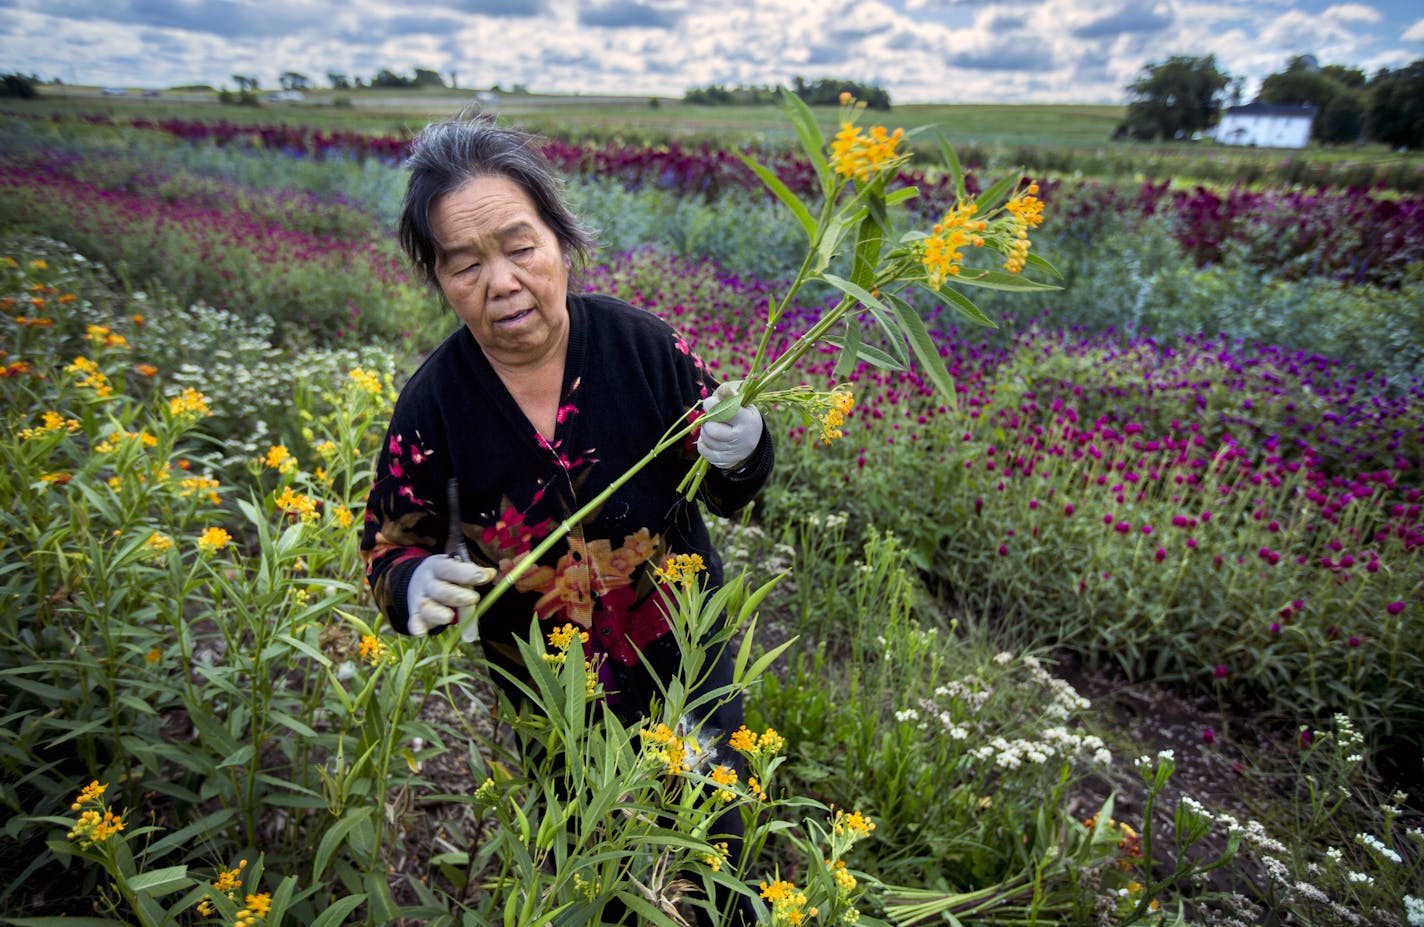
left=0, top=0, right=1416, bottom=103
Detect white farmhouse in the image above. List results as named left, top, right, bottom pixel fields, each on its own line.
left=1211, top=101, right=1317, bottom=149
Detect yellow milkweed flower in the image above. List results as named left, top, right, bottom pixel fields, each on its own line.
left=168, top=387, right=210, bottom=418
left=63, top=355, right=113, bottom=397
left=146, top=532, right=174, bottom=555
left=72, top=780, right=106, bottom=809
left=829, top=123, right=906, bottom=183
left=759, top=879, right=816, bottom=925
left=179, top=476, right=222, bottom=505
left=547, top=623, right=589, bottom=653
left=730, top=725, right=785, bottom=759
left=349, top=367, right=383, bottom=396
left=275, top=487, right=319, bottom=522
left=709, top=764, right=739, bottom=802
left=829, top=858, right=857, bottom=892
left=261, top=445, right=296, bottom=473
left=197, top=526, right=232, bottom=553
left=655, top=552, right=706, bottom=585
left=18, top=410, right=80, bottom=440
left=213, top=859, right=247, bottom=894
left=704, top=841, right=730, bottom=872
left=357, top=634, right=389, bottom=666
left=834, top=808, right=876, bottom=839
left=999, top=184, right=1043, bottom=273
left=818, top=389, right=854, bottom=443
left=313, top=439, right=339, bottom=459
left=922, top=202, right=988, bottom=289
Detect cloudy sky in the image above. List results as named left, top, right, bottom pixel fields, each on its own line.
left=2, top=0, right=1421, bottom=104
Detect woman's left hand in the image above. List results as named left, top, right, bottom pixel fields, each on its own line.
left=696, top=381, right=763, bottom=470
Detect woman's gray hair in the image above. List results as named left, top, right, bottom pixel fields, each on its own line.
left=398, top=118, right=595, bottom=289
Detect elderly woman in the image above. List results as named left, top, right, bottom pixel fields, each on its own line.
left=359, top=118, right=770, bottom=922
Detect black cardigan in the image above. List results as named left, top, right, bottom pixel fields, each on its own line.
left=360, top=293, right=773, bottom=709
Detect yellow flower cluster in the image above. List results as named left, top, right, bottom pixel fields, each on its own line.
left=71, top=780, right=106, bottom=808
left=640, top=721, right=698, bottom=777
left=921, top=202, right=987, bottom=289
left=18, top=410, right=80, bottom=440
left=333, top=505, right=354, bottom=529
left=828, top=858, right=857, bottom=892
left=759, top=879, right=817, bottom=926
left=313, top=439, right=339, bottom=459
left=348, top=367, right=384, bottom=396
left=275, top=487, right=319, bottom=522
left=1000, top=184, right=1043, bottom=274
left=197, top=526, right=232, bottom=553
left=197, top=859, right=249, bottom=916
left=168, top=387, right=210, bottom=418
left=64, top=356, right=113, bottom=397
left=234, top=892, right=272, bottom=927
left=833, top=809, right=876, bottom=839
left=95, top=428, right=158, bottom=454
left=146, top=532, right=174, bottom=556
left=542, top=624, right=598, bottom=694
left=704, top=841, right=730, bottom=873
left=547, top=622, right=590, bottom=652
left=729, top=724, right=785, bottom=758
left=179, top=475, right=222, bottom=505
left=819, top=389, right=855, bottom=444
left=260, top=444, right=297, bottom=473
left=829, top=123, right=906, bottom=184
left=357, top=634, right=389, bottom=666
left=655, top=552, right=706, bottom=585
left=709, top=764, right=739, bottom=803
left=86, top=324, right=127, bottom=348
left=66, top=780, right=125, bottom=848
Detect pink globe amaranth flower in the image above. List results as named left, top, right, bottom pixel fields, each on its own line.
left=1202, top=728, right=1216, bottom=745
left=1349, top=636, right=1362, bottom=647
left=1064, top=503, right=1075, bottom=516
left=1213, top=664, right=1229, bottom=679
left=998, top=544, right=1009, bottom=556
left=1299, top=729, right=1314, bottom=747
left=1154, top=548, right=1167, bottom=562
left=1386, top=601, right=1405, bottom=615
left=1115, top=521, right=1131, bottom=534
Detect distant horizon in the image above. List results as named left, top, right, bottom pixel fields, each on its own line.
left=3, top=0, right=1421, bottom=106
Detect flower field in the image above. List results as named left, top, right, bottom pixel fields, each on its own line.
left=1, top=102, right=1422, bottom=925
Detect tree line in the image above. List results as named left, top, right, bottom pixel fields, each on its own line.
left=1120, top=54, right=1424, bottom=149
left=683, top=76, right=891, bottom=110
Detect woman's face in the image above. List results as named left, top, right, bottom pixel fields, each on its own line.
left=430, top=175, right=570, bottom=368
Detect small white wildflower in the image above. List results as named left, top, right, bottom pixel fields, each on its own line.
left=1354, top=832, right=1402, bottom=864
left=1157, top=748, right=1175, bottom=762
left=1346, top=870, right=1373, bottom=885
left=1326, top=846, right=1344, bottom=862
left=994, top=651, right=1014, bottom=665
left=1403, top=894, right=1424, bottom=927
left=1293, top=881, right=1329, bottom=905
left=894, top=708, right=920, bottom=723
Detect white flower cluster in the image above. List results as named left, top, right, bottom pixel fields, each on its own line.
left=1354, top=831, right=1402, bottom=864
left=932, top=677, right=992, bottom=711
left=1403, top=894, right=1424, bottom=927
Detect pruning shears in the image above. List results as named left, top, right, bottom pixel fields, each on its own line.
left=445, top=478, right=481, bottom=643
left=445, top=477, right=473, bottom=564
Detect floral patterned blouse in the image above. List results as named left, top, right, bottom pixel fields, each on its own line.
left=360, top=293, right=774, bottom=712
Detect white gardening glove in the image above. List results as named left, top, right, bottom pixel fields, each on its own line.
left=406, top=556, right=497, bottom=638
left=696, top=380, right=763, bottom=471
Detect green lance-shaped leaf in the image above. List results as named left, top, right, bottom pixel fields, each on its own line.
left=781, top=86, right=830, bottom=197
left=972, top=173, right=1018, bottom=214
left=886, top=292, right=958, bottom=405
left=924, top=280, right=998, bottom=329
left=951, top=268, right=1062, bottom=294
left=936, top=135, right=968, bottom=202
left=826, top=326, right=908, bottom=374
left=736, top=151, right=815, bottom=241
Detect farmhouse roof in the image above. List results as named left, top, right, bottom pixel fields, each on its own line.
left=1224, top=101, right=1319, bottom=118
